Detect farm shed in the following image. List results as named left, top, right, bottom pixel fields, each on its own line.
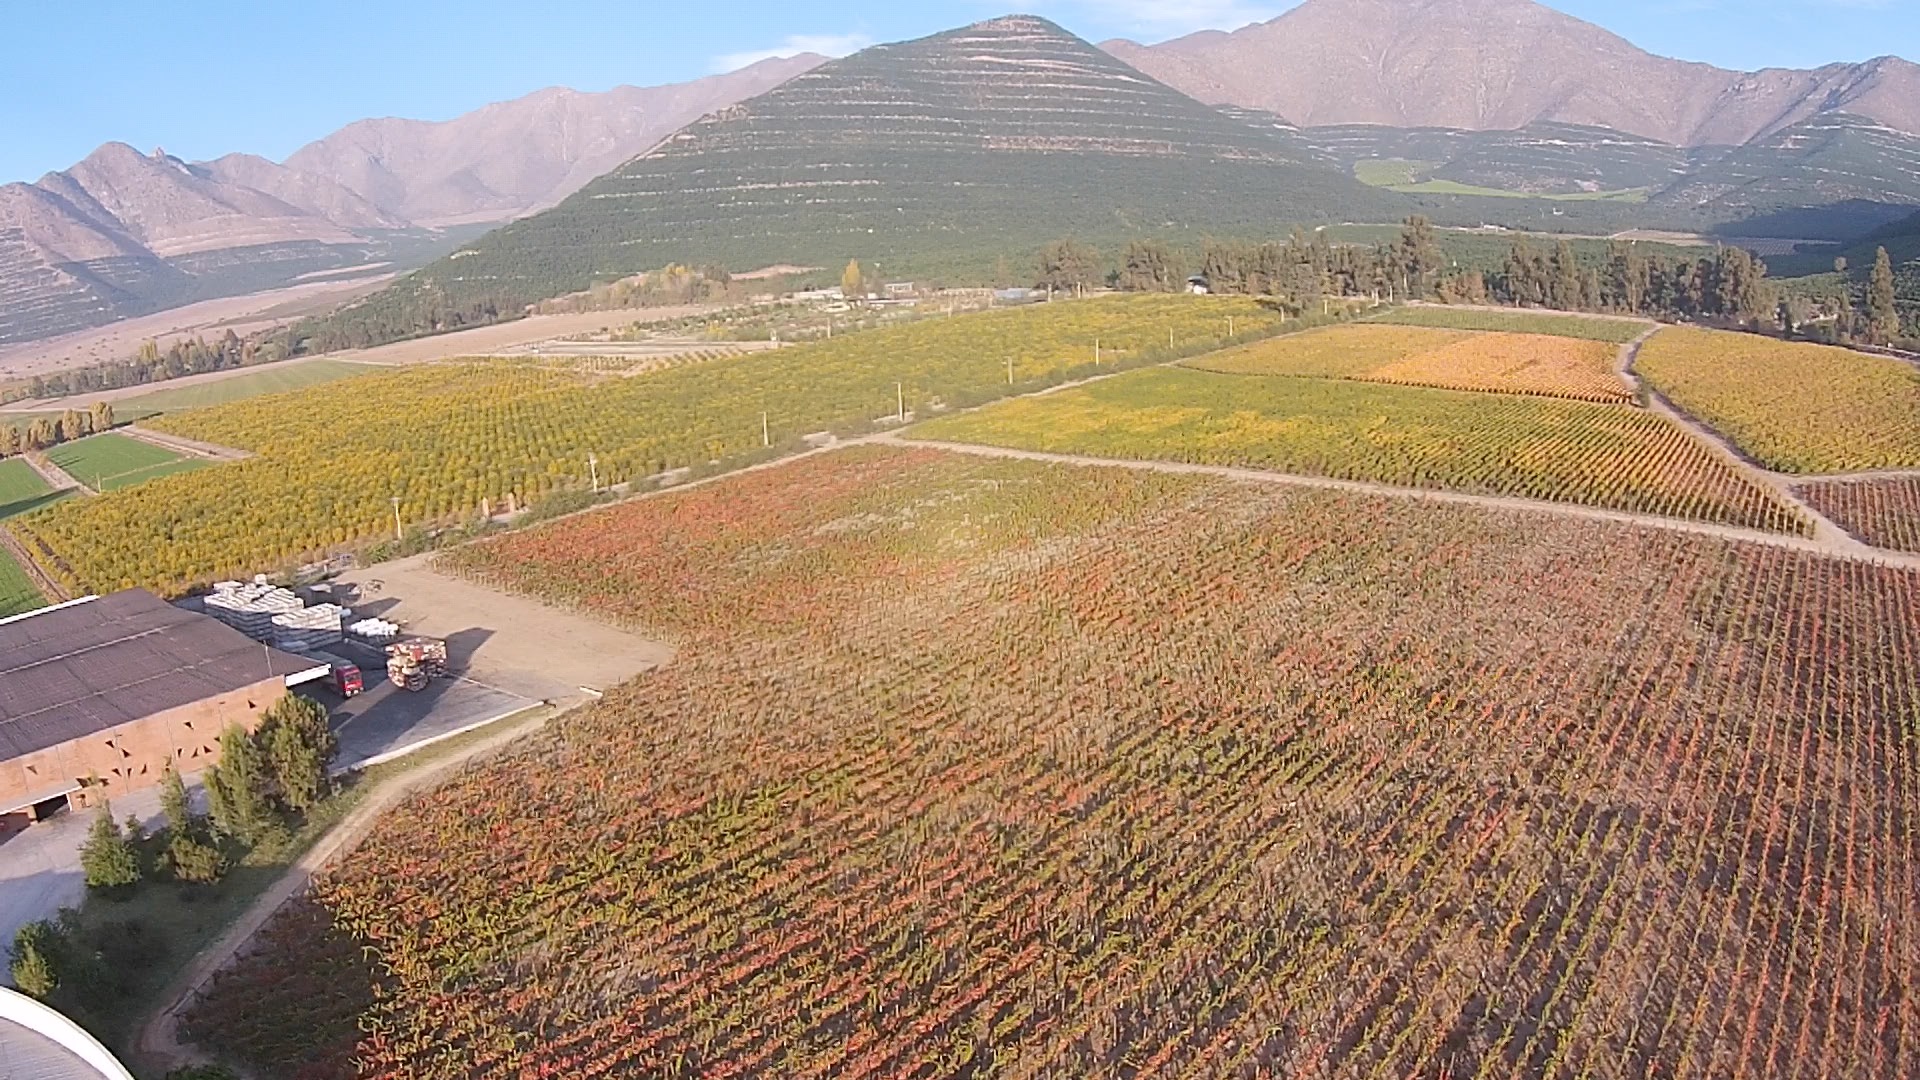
left=0, top=590, right=327, bottom=822
left=0, top=987, right=134, bottom=1079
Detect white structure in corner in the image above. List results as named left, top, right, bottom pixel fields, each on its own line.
left=0, top=988, right=136, bottom=1079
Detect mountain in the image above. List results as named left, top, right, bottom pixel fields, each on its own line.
left=1103, top=0, right=1920, bottom=148
left=0, top=60, right=824, bottom=349
left=311, top=15, right=1402, bottom=349
left=281, top=55, right=826, bottom=227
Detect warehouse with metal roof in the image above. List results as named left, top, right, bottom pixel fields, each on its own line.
left=0, top=590, right=326, bottom=821
left=0, top=988, right=134, bottom=1079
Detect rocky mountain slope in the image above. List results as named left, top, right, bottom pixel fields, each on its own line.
left=308, top=15, right=1400, bottom=349
left=0, top=59, right=824, bottom=347
left=281, top=54, right=824, bottom=227
left=1104, top=0, right=1920, bottom=147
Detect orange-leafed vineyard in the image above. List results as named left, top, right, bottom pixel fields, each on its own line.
left=1796, top=475, right=1920, bottom=553
left=1361, top=332, right=1632, bottom=404
left=191, top=447, right=1920, bottom=1079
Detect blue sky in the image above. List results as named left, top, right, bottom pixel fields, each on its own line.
left=2, top=0, right=1915, bottom=184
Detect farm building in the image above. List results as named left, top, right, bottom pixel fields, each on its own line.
left=0, top=987, right=134, bottom=1079
left=0, top=590, right=327, bottom=822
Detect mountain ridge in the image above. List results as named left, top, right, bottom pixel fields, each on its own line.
left=0, top=58, right=828, bottom=347
left=1101, top=0, right=1920, bottom=147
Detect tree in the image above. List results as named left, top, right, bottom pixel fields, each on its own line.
left=839, top=259, right=864, bottom=299
left=1118, top=240, right=1178, bottom=292
left=205, top=725, right=274, bottom=844
left=261, top=694, right=338, bottom=812
left=160, top=762, right=193, bottom=838
left=167, top=834, right=226, bottom=884
left=1036, top=239, right=1100, bottom=293
left=1395, top=216, right=1445, bottom=299
left=1867, top=246, right=1901, bottom=345
left=90, top=401, right=115, bottom=433
left=9, top=921, right=61, bottom=999
left=80, top=801, right=141, bottom=889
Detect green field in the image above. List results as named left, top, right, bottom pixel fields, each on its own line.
left=0, top=545, right=44, bottom=618
left=110, top=360, right=379, bottom=421
left=45, top=434, right=208, bottom=492
left=911, top=367, right=1805, bottom=533
left=1367, top=306, right=1652, bottom=343
left=1353, top=159, right=1649, bottom=202
left=0, top=458, right=68, bottom=519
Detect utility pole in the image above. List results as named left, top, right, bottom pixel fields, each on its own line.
left=896, top=382, right=905, bottom=423
left=390, top=496, right=402, bottom=542
left=1228, top=316, right=1236, bottom=337
left=762, top=411, right=770, bottom=447
left=589, top=453, right=600, bottom=493
left=1095, top=338, right=1102, bottom=365
left=1007, top=357, right=1014, bottom=385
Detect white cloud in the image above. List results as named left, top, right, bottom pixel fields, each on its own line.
left=1046, top=0, right=1292, bottom=39
left=713, top=33, right=876, bottom=73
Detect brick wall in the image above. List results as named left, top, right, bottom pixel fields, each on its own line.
left=0, top=677, right=289, bottom=814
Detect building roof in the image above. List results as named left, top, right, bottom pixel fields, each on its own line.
left=0, top=590, right=314, bottom=763
left=0, top=989, right=135, bottom=1079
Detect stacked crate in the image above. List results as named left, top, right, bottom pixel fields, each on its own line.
left=205, top=581, right=303, bottom=640
left=271, top=604, right=352, bottom=652
left=349, top=617, right=401, bottom=644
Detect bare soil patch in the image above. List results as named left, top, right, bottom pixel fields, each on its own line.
left=332, top=553, right=673, bottom=704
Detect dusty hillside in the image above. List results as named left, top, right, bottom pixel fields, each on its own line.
left=1103, top=0, right=1920, bottom=146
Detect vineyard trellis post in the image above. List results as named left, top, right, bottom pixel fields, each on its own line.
left=390, top=496, right=402, bottom=542
left=589, top=453, right=600, bottom=493
left=1007, top=357, right=1014, bottom=385
left=896, top=383, right=905, bottom=423
left=762, top=412, right=770, bottom=448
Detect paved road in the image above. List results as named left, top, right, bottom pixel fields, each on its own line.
left=322, top=642, right=536, bottom=769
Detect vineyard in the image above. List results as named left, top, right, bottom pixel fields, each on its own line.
left=1636, top=328, right=1920, bottom=473
left=8, top=295, right=1288, bottom=595
left=913, top=368, right=1808, bottom=533
left=1187, top=325, right=1631, bottom=403
left=187, top=446, right=1920, bottom=1079
left=1367, top=306, right=1651, bottom=343
left=1796, top=475, right=1920, bottom=553
left=1185, top=325, right=1473, bottom=379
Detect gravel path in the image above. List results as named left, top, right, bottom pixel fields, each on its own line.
left=120, top=426, right=253, bottom=462
left=133, top=706, right=560, bottom=1078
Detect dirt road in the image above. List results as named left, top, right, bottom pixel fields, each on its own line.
left=133, top=706, right=561, bottom=1078
left=1612, top=330, right=1876, bottom=557
left=120, top=426, right=253, bottom=462
left=883, top=434, right=1920, bottom=569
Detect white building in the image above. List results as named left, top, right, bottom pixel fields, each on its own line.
left=0, top=988, right=136, bottom=1079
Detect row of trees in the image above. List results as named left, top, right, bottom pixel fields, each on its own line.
left=3, top=331, right=282, bottom=406
left=0, top=402, right=114, bottom=459
left=11, top=695, right=338, bottom=1005
left=1046, top=219, right=1912, bottom=346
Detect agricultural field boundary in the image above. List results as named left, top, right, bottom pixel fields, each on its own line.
left=134, top=704, right=563, bottom=1078
left=21, top=450, right=92, bottom=496
left=119, top=425, right=252, bottom=462
left=0, top=524, right=66, bottom=604
left=882, top=434, right=1919, bottom=568
left=1615, top=330, right=1875, bottom=556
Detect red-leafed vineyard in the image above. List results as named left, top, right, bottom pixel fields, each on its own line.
left=1796, top=476, right=1920, bottom=553
left=186, top=447, right=1920, bottom=1079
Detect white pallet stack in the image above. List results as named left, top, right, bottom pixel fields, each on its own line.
left=206, top=580, right=303, bottom=642
left=348, top=617, right=400, bottom=644
left=271, top=604, right=352, bottom=652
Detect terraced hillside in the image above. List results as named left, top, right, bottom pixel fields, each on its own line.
left=316, top=16, right=1403, bottom=347
left=1651, top=114, right=1920, bottom=236
left=1304, top=121, right=1697, bottom=197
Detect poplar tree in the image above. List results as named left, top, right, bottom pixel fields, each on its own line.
left=1867, top=247, right=1901, bottom=344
